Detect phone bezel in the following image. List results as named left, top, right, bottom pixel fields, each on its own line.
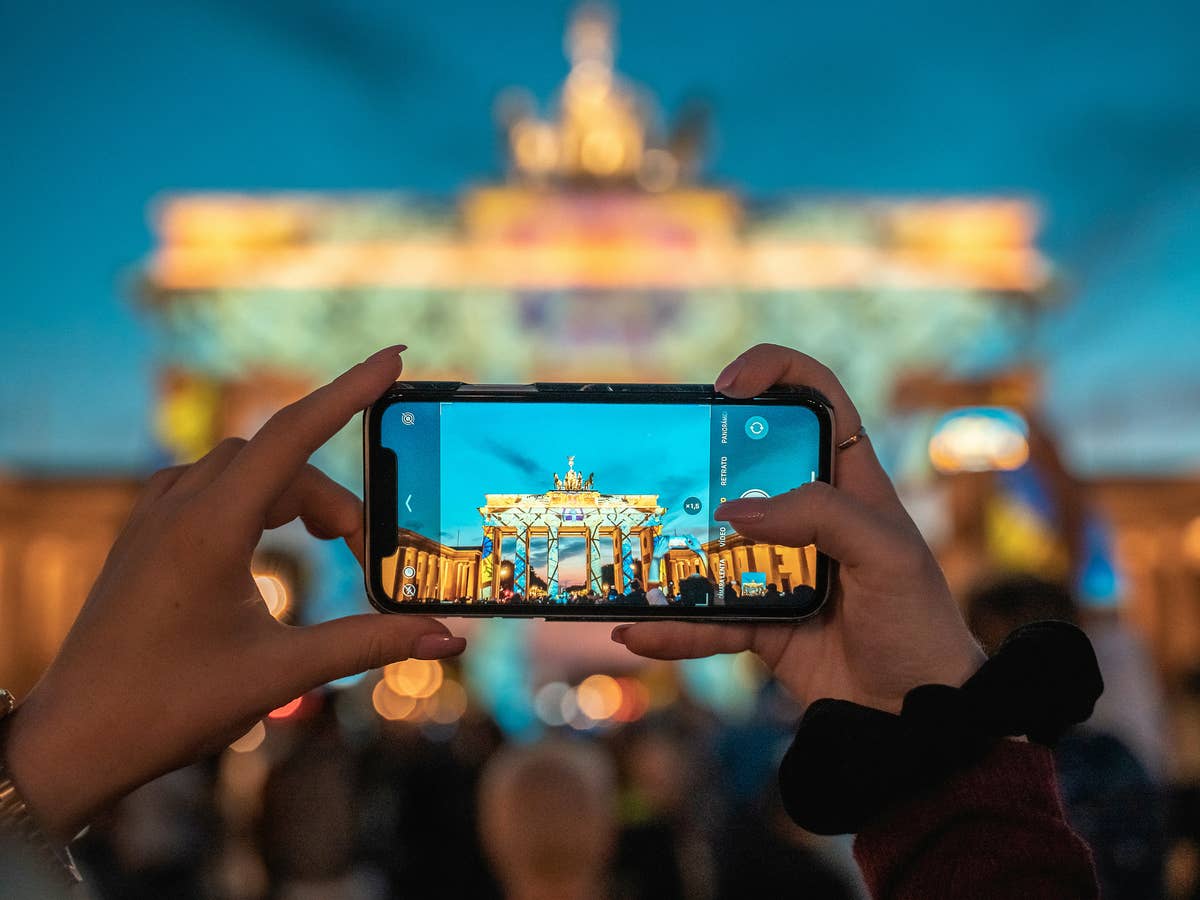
left=363, top=382, right=835, bottom=622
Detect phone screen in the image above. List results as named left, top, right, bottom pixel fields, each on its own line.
left=369, top=391, right=831, bottom=618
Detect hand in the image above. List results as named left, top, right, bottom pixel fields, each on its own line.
left=612, top=344, right=984, bottom=713
left=5, top=345, right=465, bottom=841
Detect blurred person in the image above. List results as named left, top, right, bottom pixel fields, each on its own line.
left=645, top=582, right=669, bottom=606
left=789, top=583, right=818, bottom=606
left=717, top=778, right=859, bottom=900
left=72, top=763, right=218, bottom=900
left=613, top=344, right=1103, bottom=900
left=356, top=707, right=503, bottom=900
left=258, top=699, right=383, bottom=900
left=678, top=573, right=714, bottom=607
left=624, top=580, right=648, bottom=606
left=712, top=680, right=863, bottom=899
left=967, top=574, right=1168, bottom=900
left=608, top=728, right=691, bottom=900
left=477, top=740, right=616, bottom=900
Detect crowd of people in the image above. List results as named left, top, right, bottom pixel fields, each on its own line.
left=61, top=681, right=861, bottom=900
left=473, top=574, right=818, bottom=608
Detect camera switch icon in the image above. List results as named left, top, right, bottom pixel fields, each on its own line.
left=745, top=416, right=769, bottom=439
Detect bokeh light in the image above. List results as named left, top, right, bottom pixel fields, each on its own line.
left=267, top=696, right=305, bottom=720
left=430, top=679, right=469, bottom=724
left=612, top=677, right=650, bottom=722
left=576, top=674, right=622, bottom=720
left=228, top=720, right=266, bottom=753
left=383, top=658, right=444, bottom=698
left=253, top=573, right=290, bottom=619
left=929, top=406, right=1030, bottom=473
left=534, top=681, right=570, bottom=727
left=372, top=680, right=418, bottom=721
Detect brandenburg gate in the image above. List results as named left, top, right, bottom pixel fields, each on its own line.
left=479, top=457, right=663, bottom=602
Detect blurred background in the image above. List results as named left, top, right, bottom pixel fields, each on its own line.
left=2, top=1, right=1199, bottom=897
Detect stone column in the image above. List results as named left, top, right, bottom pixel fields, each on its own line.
left=515, top=528, right=528, bottom=596
left=611, top=530, right=623, bottom=592
left=621, top=533, right=635, bottom=591
left=547, top=525, right=561, bottom=602
left=587, top=526, right=603, bottom=595
left=490, top=527, right=502, bottom=599
left=415, top=554, right=429, bottom=602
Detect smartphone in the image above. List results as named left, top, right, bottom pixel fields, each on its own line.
left=364, top=382, right=834, bottom=621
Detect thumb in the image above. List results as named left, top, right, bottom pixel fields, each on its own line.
left=284, top=615, right=466, bottom=689
left=716, top=481, right=907, bottom=568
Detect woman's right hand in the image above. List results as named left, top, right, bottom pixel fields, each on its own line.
left=613, top=344, right=985, bottom=713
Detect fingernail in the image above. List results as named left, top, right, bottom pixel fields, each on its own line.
left=611, top=625, right=631, bottom=645
left=715, top=500, right=766, bottom=522
left=714, top=357, right=746, bottom=393
left=365, top=344, right=408, bottom=364
left=414, top=634, right=466, bottom=659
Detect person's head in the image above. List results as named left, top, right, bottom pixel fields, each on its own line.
left=766, top=582, right=778, bottom=592
left=965, top=573, right=1079, bottom=655
left=478, top=740, right=617, bottom=900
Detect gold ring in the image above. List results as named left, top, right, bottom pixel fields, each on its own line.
left=836, top=425, right=867, bottom=451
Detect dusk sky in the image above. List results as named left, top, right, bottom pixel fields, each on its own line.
left=3, top=1, right=1198, bottom=473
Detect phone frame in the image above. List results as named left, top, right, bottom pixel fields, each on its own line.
left=364, top=381, right=835, bottom=622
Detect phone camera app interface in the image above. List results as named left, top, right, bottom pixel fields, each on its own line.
left=379, top=400, right=822, bottom=610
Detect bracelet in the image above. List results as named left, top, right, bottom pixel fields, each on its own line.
left=0, top=690, right=83, bottom=886
left=778, top=621, right=1104, bottom=835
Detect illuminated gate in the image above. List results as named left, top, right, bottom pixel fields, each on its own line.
left=479, top=457, right=662, bottom=602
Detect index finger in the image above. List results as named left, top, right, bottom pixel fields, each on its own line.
left=210, top=345, right=405, bottom=517
left=715, top=343, right=903, bottom=517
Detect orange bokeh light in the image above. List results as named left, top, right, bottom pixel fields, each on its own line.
left=268, top=696, right=304, bottom=719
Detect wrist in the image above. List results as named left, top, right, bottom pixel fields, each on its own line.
left=4, top=694, right=100, bottom=843
left=0, top=689, right=85, bottom=885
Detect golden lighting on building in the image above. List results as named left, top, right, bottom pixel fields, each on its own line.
left=511, top=120, right=560, bottom=175
left=1182, top=516, right=1200, bottom=566
left=146, top=193, right=1045, bottom=293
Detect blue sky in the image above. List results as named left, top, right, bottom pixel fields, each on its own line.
left=3, top=0, right=1198, bottom=473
